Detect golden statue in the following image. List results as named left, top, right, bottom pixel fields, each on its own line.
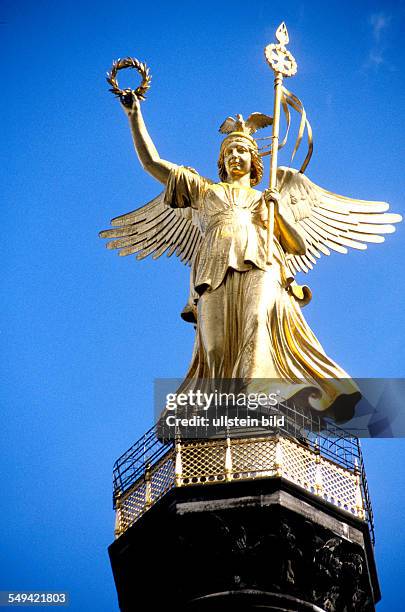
left=101, top=24, right=401, bottom=422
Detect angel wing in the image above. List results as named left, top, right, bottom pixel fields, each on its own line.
left=276, top=167, right=402, bottom=275
left=99, top=192, right=202, bottom=265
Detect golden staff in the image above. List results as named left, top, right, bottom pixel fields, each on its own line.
left=264, top=23, right=297, bottom=264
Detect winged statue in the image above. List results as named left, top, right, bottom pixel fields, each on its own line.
left=100, top=96, right=401, bottom=422
left=100, top=165, right=399, bottom=276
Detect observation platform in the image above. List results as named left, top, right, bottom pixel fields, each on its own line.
left=109, top=404, right=379, bottom=611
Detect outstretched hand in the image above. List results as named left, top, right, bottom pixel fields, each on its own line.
left=119, top=92, right=141, bottom=118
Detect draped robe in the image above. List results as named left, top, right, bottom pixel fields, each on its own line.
left=164, top=166, right=360, bottom=421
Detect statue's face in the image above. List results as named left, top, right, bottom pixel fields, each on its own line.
left=223, top=140, right=252, bottom=181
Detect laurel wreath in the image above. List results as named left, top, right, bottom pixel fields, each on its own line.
left=106, top=57, right=152, bottom=105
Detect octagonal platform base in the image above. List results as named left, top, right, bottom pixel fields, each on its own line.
left=109, top=478, right=379, bottom=611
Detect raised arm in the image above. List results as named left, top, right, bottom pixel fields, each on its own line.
left=121, top=97, right=176, bottom=185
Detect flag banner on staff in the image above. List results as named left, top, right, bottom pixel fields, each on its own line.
left=259, top=85, right=313, bottom=174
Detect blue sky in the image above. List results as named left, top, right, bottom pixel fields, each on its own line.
left=1, top=0, right=404, bottom=609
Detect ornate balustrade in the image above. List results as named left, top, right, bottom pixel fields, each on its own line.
left=113, top=431, right=373, bottom=541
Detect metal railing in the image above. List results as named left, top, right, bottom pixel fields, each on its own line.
left=112, top=404, right=375, bottom=544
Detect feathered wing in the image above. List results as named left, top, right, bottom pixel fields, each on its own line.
left=99, top=192, right=202, bottom=265
left=219, top=113, right=273, bottom=135
left=276, top=167, right=402, bottom=275
left=245, top=112, right=273, bottom=134
left=219, top=117, right=238, bottom=134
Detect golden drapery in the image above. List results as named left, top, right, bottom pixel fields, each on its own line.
left=164, top=166, right=360, bottom=421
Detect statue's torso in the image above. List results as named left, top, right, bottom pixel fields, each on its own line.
left=194, top=182, right=278, bottom=292
left=164, top=166, right=286, bottom=293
